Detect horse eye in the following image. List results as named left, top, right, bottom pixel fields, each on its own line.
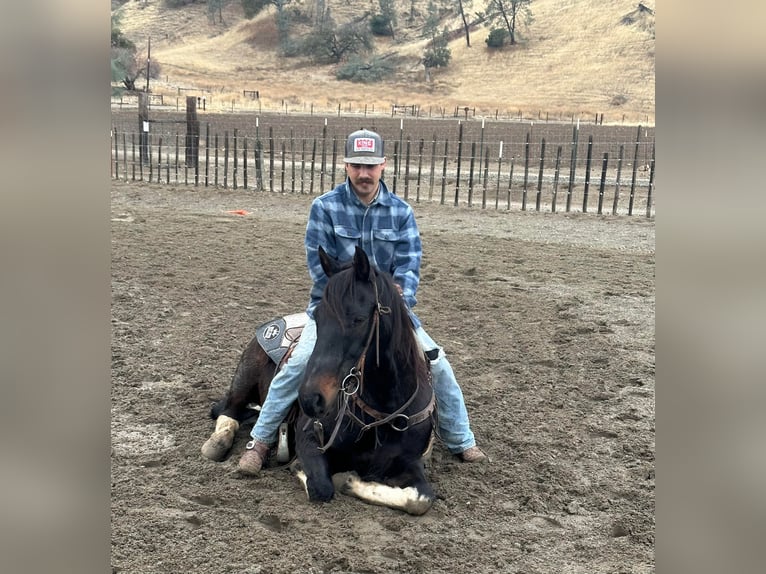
left=352, top=315, right=367, bottom=326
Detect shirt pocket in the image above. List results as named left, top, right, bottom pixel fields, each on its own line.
left=333, top=226, right=362, bottom=261
left=371, top=228, right=398, bottom=270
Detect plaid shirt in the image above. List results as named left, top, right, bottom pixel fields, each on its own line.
left=304, top=178, right=423, bottom=328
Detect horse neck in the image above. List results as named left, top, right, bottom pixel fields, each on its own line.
left=361, top=346, right=417, bottom=409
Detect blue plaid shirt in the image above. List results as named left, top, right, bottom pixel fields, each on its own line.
left=304, top=178, right=423, bottom=328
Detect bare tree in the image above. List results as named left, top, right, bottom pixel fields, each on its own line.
left=485, top=0, right=533, bottom=46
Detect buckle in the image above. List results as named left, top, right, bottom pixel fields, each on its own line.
left=389, top=413, right=410, bottom=432
left=245, top=440, right=256, bottom=450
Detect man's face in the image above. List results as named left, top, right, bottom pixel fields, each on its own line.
left=346, top=160, right=386, bottom=203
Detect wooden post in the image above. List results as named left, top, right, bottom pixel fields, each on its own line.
left=552, top=145, right=562, bottom=212
left=522, top=132, right=530, bottom=211
left=645, top=144, right=655, bottom=218
left=204, top=123, right=210, bottom=187
left=243, top=137, right=248, bottom=190
left=157, top=136, right=162, bottom=183
left=233, top=129, right=238, bottom=190
left=174, top=134, right=179, bottom=184
left=213, top=133, right=219, bottom=187
left=223, top=131, right=229, bottom=189
left=536, top=138, right=546, bottom=212
left=123, top=132, right=128, bottom=181
left=320, top=122, right=327, bottom=193
left=507, top=157, right=514, bottom=210
left=300, top=138, right=306, bottom=194
left=113, top=130, right=119, bottom=179
left=281, top=140, right=286, bottom=193
left=467, top=141, right=476, bottom=207
left=454, top=122, right=464, bottom=206
left=567, top=123, right=579, bottom=212
left=330, top=135, right=338, bottom=189
left=628, top=125, right=641, bottom=215
left=138, top=93, right=149, bottom=165
left=392, top=141, right=399, bottom=195
left=482, top=148, right=489, bottom=209
left=403, top=139, right=411, bottom=200
left=185, top=96, right=199, bottom=168
left=269, top=127, right=275, bottom=192
left=598, top=153, right=609, bottom=215
left=428, top=135, right=436, bottom=201
left=612, top=144, right=625, bottom=215
left=131, top=133, right=136, bottom=181
left=416, top=138, right=424, bottom=203
left=582, top=135, right=593, bottom=212
left=290, top=130, right=296, bottom=194
left=440, top=140, right=448, bottom=205
left=310, top=137, right=317, bottom=195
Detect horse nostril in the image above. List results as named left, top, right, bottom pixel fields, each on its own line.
left=301, top=392, right=325, bottom=418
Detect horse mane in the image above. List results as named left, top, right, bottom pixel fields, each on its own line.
left=321, top=264, right=429, bottom=385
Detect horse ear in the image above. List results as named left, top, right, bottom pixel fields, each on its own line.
left=353, top=246, right=373, bottom=282
left=318, top=246, right=341, bottom=277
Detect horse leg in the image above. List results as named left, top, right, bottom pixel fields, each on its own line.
left=335, top=461, right=436, bottom=516
left=201, top=338, right=275, bottom=461
left=294, top=422, right=335, bottom=502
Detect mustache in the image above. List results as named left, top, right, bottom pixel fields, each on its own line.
left=355, top=178, right=374, bottom=184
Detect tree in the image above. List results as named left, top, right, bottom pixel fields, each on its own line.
left=485, top=0, right=533, bottom=46
left=375, top=0, right=397, bottom=39
left=241, top=0, right=294, bottom=39
left=453, top=0, right=473, bottom=47
left=112, top=47, right=162, bottom=92
left=208, top=0, right=229, bottom=24
left=302, top=21, right=373, bottom=64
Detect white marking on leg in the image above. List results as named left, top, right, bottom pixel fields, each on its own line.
left=295, top=470, right=309, bottom=497
left=341, top=474, right=433, bottom=515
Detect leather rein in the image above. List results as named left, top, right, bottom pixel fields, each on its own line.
left=308, top=276, right=435, bottom=453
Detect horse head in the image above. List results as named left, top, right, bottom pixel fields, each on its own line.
left=298, top=246, right=383, bottom=419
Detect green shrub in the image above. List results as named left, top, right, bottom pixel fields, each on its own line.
left=370, top=14, right=393, bottom=37
left=336, top=56, right=396, bottom=83
left=485, top=28, right=508, bottom=48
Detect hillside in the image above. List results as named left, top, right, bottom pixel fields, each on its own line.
left=114, top=0, right=655, bottom=124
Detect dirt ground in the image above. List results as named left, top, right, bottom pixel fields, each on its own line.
left=111, top=180, right=655, bottom=574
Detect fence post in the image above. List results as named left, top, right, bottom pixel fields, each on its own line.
left=233, top=129, right=238, bottom=190
left=224, top=131, right=229, bottom=189
left=440, top=140, right=448, bottom=205
left=204, top=123, right=210, bottom=187
left=598, top=152, right=609, bottom=215
left=185, top=96, right=199, bottom=169
left=536, top=138, right=546, bottom=212
left=552, top=145, right=562, bottom=212
left=645, top=144, right=655, bottom=218
left=416, top=138, right=424, bottom=203
left=567, top=122, right=579, bottom=212
left=522, top=132, right=530, bottom=211
left=467, top=141, right=476, bottom=207
left=139, top=92, right=149, bottom=164
left=428, top=135, right=437, bottom=201
left=269, top=126, right=275, bottom=192
left=612, top=144, right=624, bottom=215
left=454, top=122, right=463, bottom=206
left=582, top=135, right=593, bottom=212
left=628, top=125, right=641, bottom=215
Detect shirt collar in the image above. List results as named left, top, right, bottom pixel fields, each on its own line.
left=345, top=178, right=393, bottom=207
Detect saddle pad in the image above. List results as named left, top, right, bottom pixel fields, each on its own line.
left=255, top=312, right=308, bottom=365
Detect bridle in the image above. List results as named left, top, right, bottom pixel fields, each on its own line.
left=307, top=274, right=435, bottom=453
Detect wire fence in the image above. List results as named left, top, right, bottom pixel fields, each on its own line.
left=110, top=114, right=656, bottom=217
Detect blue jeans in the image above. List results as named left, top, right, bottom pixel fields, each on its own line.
left=250, top=319, right=476, bottom=454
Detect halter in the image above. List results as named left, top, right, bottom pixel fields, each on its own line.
left=308, top=274, right=435, bottom=453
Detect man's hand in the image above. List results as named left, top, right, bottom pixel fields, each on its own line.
left=395, top=284, right=404, bottom=297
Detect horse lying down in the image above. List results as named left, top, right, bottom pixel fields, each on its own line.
left=202, top=246, right=437, bottom=515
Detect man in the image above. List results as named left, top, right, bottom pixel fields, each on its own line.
left=238, top=128, right=487, bottom=474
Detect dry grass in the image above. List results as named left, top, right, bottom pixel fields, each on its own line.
left=116, top=0, right=654, bottom=124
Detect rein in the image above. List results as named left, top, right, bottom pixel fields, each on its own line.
left=308, top=274, right=435, bottom=453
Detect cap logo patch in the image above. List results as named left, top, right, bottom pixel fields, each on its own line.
left=353, top=137, right=376, bottom=153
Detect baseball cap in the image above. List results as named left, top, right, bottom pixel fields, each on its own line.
left=344, top=129, right=385, bottom=165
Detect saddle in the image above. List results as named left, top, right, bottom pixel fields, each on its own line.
left=254, top=311, right=308, bottom=371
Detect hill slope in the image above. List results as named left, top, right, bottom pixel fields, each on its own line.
left=114, top=0, right=655, bottom=124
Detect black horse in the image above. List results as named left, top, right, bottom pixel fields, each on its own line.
left=201, top=246, right=437, bottom=515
